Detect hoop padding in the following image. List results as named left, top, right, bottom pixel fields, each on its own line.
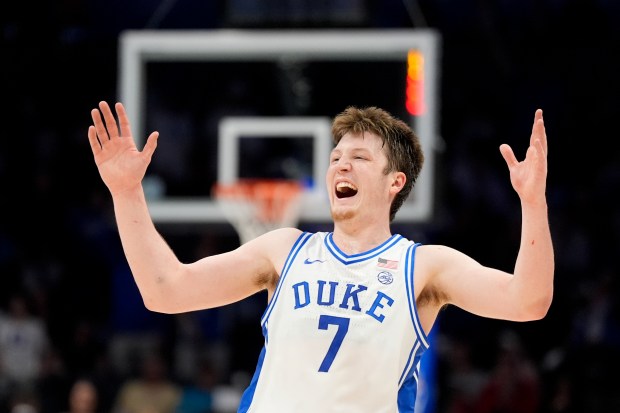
left=213, top=179, right=304, bottom=244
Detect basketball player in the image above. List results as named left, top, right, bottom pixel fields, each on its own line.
left=87, top=101, right=553, bottom=412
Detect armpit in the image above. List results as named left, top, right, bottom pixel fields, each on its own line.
left=256, top=270, right=278, bottom=290
left=416, top=285, right=449, bottom=309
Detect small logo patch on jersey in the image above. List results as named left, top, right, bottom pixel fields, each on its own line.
left=304, top=258, right=326, bottom=264
left=377, top=271, right=394, bottom=285
left=377, top=257, right=399, bottom=269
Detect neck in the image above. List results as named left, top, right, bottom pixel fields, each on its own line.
left=332, top=218, right=393, bottom=255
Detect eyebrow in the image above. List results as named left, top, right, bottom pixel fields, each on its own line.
left=330, top=147, right=374, bottom=161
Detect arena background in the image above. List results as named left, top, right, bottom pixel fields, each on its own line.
left=1, top=1, right=619, bottom=412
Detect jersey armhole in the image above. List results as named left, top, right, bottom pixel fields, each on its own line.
left=405, top=242, right=430, bottom=349
left=260, top=231, right=313, bottom=327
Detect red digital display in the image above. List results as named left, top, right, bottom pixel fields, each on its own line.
left=406, top=50, right=425, bottom=116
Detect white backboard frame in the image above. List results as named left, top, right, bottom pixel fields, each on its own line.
left=219, top=116, right=333, bottom=221
left=119, top=29, right=441, bottom=223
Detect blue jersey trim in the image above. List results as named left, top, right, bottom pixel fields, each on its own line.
left=399, top=340, right=422, bottom=386
left=397, top=375, right=418, bottom=413
left=260, top=232, right=313, bottom=327
left=404, top=243, right=429, bottom=348
left=237, top=346, right=267, bottom=413
left=399, top=242, right=429, bottom=396
left=324, top=232, right=403, bottom=265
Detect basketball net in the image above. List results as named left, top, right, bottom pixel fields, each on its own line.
left=213, top=179, right=304, bottom=245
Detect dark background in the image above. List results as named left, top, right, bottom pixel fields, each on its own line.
left=1, top=1, right=620, bottom=412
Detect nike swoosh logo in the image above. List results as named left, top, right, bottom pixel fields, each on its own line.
left=304, top=258, right=326, bottom=264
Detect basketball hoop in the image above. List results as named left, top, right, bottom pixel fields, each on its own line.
left=213, top=179, right=304, bottom=245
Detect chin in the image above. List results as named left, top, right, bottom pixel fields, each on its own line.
left=331, top=207, right=355, bottom=222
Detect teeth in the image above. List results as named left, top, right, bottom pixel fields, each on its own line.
left=336, top=182, right=357, bottom=191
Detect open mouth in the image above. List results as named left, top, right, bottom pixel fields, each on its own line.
left=335, top=182, right=358, bottom=199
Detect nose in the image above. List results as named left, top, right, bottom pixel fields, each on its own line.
left=336, top=158, right=352, bottom=172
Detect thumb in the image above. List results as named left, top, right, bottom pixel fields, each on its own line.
left=499, top=144, right=518, bottom=169
left=142, top=131, right=159, bottom=159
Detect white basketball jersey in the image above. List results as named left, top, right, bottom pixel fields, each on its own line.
left=238, top=232, right=430, bottom=413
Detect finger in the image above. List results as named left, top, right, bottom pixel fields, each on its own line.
left=99, top=101, right=120, bottom=139
left=499, top=144, right=519, bottom=169
left=532, top=110, right=548, bottom=154
left=142, top=132, right=159, bottom=159
left=533, top=109, right=542, bottom=127
left=535, top=108, right=543, bottom=121
left=534, top=139, right=547, bottom=169
left=532, top=120, right=548, bottom=158
left=525, top=142, right=538, bottom=162
left=526, top=144, right=546, bottom=179
left=115, top=102, right=133, bottom=138
left=91, top=108, right=109, bottom=143
left=530, top=109, right=543, bottom=147
left=87, top=125, right=102, bottom=153
left=539, top=117, right=548, bottom=156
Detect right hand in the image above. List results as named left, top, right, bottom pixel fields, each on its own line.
left=88, top=101, right=159, bottom=195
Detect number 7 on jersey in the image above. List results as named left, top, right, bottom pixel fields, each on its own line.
left=318, top=315, right=350, bottom=372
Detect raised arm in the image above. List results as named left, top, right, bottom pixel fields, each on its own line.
left=87, top=101, right=297, bottom=313
left=498, top=109, right=554, bottom=317
left=420, top=109, right=554, bottom=322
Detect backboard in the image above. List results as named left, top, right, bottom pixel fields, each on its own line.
left=119, top=29, right=441, bottom=224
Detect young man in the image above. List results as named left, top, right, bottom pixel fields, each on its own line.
left=88, top=102, right=553, bottom=413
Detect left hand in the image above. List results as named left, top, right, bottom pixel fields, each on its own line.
left=499, top=109, right=548, bottom=206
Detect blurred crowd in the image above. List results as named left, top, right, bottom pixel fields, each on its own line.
left=2, top=1, right=620, bottom=412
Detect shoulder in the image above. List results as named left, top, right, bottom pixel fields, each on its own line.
left=414, top=244, right=481, bottom=282
left=257, top=227, right=307, bottom=248
left=412, top=244, right=477, bottom=302
left=242, top=227, right=305, bottom=249
left=416, top=244, right=475, bottom=266
left=240, top=227, right=306, bottom=272
left=415, top=243, right=487, bottom=300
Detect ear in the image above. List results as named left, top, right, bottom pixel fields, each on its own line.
left=390, top=172, right=407, bottom=195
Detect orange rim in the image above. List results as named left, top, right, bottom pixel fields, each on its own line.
left=213, top=179, right=303, bottom=222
